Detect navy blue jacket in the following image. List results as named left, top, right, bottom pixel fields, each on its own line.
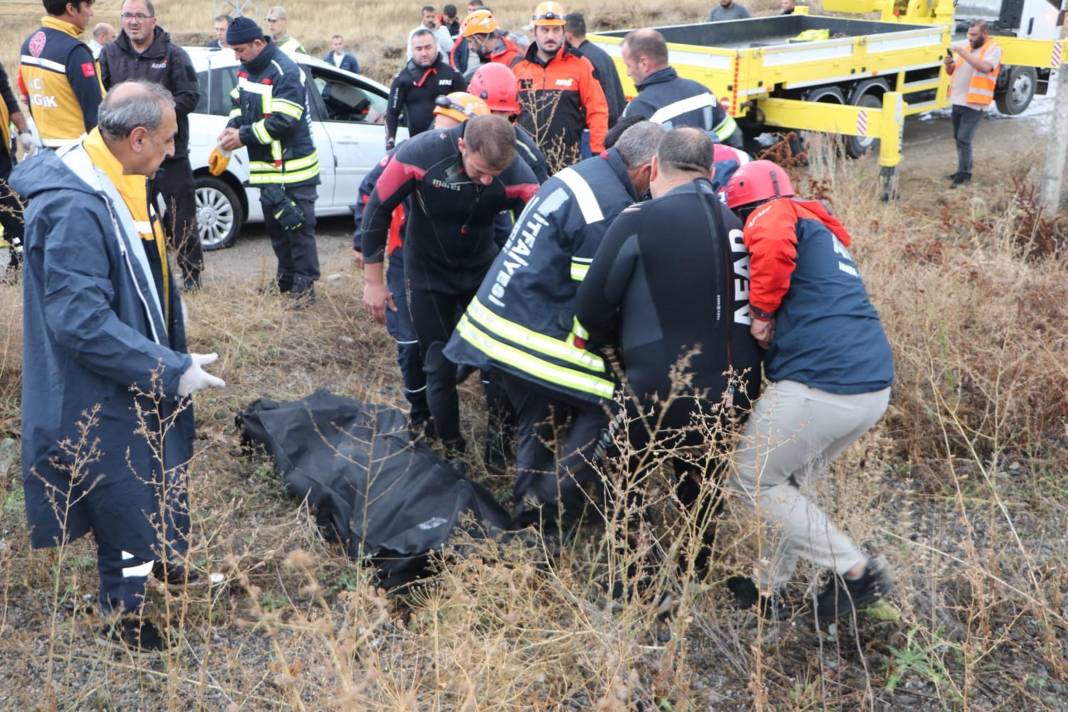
left=575, top=39, right=627, bottom=127
left=12, top=145, right=194, bottom=555
left=744, top=197, right=894, bottom=394
left=623, top=67, right=737, bottom=143
left=323, top=51, right=360, bottom=74
left=445, top=149, right=639, bottom=405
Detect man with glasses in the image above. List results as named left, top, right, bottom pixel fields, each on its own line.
left=100, top=0, right=203, bottom=290
left=18, top=0, right=104, bottom=150
left=513, top=1, right=608, bottom=169
left=265, top=5, right=305, bottom=55
left=386, top=28, right=466, bottom=150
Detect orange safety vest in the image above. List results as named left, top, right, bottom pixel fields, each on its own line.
left=964, top=40, right=1000, bottom=107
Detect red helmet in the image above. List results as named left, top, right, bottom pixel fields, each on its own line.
left=468, top=62, right=520, bottom=115
left=724, top=159, right=795, bottom=209
left=713, top=143, right=751, bottom=167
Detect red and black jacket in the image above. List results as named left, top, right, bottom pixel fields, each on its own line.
left=361, top=122, right=538, bottom=292
left=513, top=44, right=609, bottom=162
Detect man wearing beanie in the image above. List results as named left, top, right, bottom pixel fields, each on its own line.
left=218, top=17, right=321, bottom=303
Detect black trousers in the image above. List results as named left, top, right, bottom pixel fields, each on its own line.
left=262, top=183, right=320, bottom=294
left=152, top=156, right=203, bottom=281
left=620, top=398, right=736, bottom=575
left=501, top=373, right=608, bottom=529
left=951, top=104, right=982, bottom=178
left=408, top=286, right=471, bottom=445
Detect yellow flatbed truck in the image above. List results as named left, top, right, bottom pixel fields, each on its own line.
left=589, top=3, right=1063, bottom=196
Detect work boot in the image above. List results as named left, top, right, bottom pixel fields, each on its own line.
left=182, top=273, right=202, bottom=292
left=726, top=575, right=793, bottom=621
left=950, top=173, right=971, bottom=188
left=151, top=560, right=202, bottom=589
left=99, top=615, right=168, bottom=654
left=443, top=436, right=467, bottom=461
left=814, top=555, right=893, bottom=624
left=287, top=286, right=316, bottom=310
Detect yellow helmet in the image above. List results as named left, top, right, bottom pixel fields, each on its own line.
left=532, top=1, right=566, bottom=26
left=462, top=9, right=498, bottom=37
left=433, top=92, right=491, bottom=123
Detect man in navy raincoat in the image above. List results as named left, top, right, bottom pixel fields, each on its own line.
left=12, top=81, right=225, bottom=653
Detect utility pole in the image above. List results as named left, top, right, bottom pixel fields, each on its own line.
left=214, top=0, right=257, bottom=18
left=1040, top=38, right=1068, bottom=211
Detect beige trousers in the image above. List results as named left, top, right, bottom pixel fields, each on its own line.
left=730, top=380, right=891, bottom=590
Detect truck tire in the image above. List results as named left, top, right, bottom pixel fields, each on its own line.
left=195, top=175, right=243, bottom=251
left=995, top=66, right=1037, bottom=115
left=845, top=93, right=883, bottom=159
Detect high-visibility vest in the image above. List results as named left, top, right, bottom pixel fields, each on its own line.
left=965, top=40, right=1000, bottom=107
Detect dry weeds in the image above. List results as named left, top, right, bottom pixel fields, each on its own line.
left=0, top=1, right=1066, bottom=710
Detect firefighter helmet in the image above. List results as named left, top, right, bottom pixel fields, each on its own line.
left=724, top=159, right=795, bottom=209
left=433, top=92, right=491, bottom=123
left=462, top=9, right=498, bottom=37
left=468, top=62, right=521, bottom=114
left=532, top=1, right=566, bottom=26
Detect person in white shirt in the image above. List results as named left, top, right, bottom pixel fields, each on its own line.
left=88, top=22, right=116, bottom=60
left=324, top=34, right=360, bottom=74
left=408, top=5, right=454, bottom=59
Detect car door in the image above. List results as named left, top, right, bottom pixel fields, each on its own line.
left=297, top=65, right=338, bottom=215
left=306, top=66, right=396, bottom=209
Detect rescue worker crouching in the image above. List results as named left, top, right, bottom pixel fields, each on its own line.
left=722, top=160, right=895, bottom=623
left=444, top=121, right=668, bottom=533
left=574, top=128, right=762, bottom=580
left=353, top=92, right=491, bottom=440
left=218, top=17, right=321, bottom=303
left=361, top=115, right=538, bottom=458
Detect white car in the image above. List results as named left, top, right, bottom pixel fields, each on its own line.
left=187, top=47, right=401, bottom=250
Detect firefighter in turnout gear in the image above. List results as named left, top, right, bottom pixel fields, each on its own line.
left=620, top=29, right=743, bottom=148
left=444, top=121, right=667, bottom=530
left=19, top=0, right=105, bottom=149
left=219, top=17, right=320, bottom=300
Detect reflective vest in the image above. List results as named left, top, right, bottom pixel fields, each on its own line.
left=444, top=149, right=638, bottom=405
left=276, top=36, right=306, bottom=55
left=964, top=41, right=1000, bottom=107
left=19, top=16, right=104, bottom=147
left=226, top=42, right=319, bottom=187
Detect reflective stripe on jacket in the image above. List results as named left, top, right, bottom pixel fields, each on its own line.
left=623, top=67, right=738, bottom=142
left=444, top=148, right=638, bottom=405
left=226, top=42, right=319, bottom=187
left=19, top=16, right=103, bottom=147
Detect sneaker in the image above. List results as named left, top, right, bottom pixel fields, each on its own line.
left=815, top=556, right=893, bottom=624
left=151, top=560, right=202, bottom=589
left=99, top=616, right=167, bottom=654
left=726, top=575, right=792, bottom=621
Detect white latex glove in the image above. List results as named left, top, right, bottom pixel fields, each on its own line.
left=178, top=353, right=226, bottom=397
left=17, top=132, right=40, bottom=156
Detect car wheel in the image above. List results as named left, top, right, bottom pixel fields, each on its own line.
left=995, top=66, right=1037, bottom=116
left=195, top=176, right=242, bottom=251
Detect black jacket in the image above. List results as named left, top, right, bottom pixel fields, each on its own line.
left=575, top=178, right=762, bottom=412
left=361, top=122, right=538, bottom=294
left=225, top=42, right=320, bottom=188
left=575, top=39, right=626, bottom=128
left=99, top=27, right=199, bottom=158
left=386, top=57, right=466, bottom=142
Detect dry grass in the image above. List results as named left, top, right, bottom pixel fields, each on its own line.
left=1, top=1, right=1067, bottom=710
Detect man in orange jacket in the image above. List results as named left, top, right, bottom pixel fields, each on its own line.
left=943, top=20, right=1000, bottom=187
left=513, top=1, right=608, bottom=169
